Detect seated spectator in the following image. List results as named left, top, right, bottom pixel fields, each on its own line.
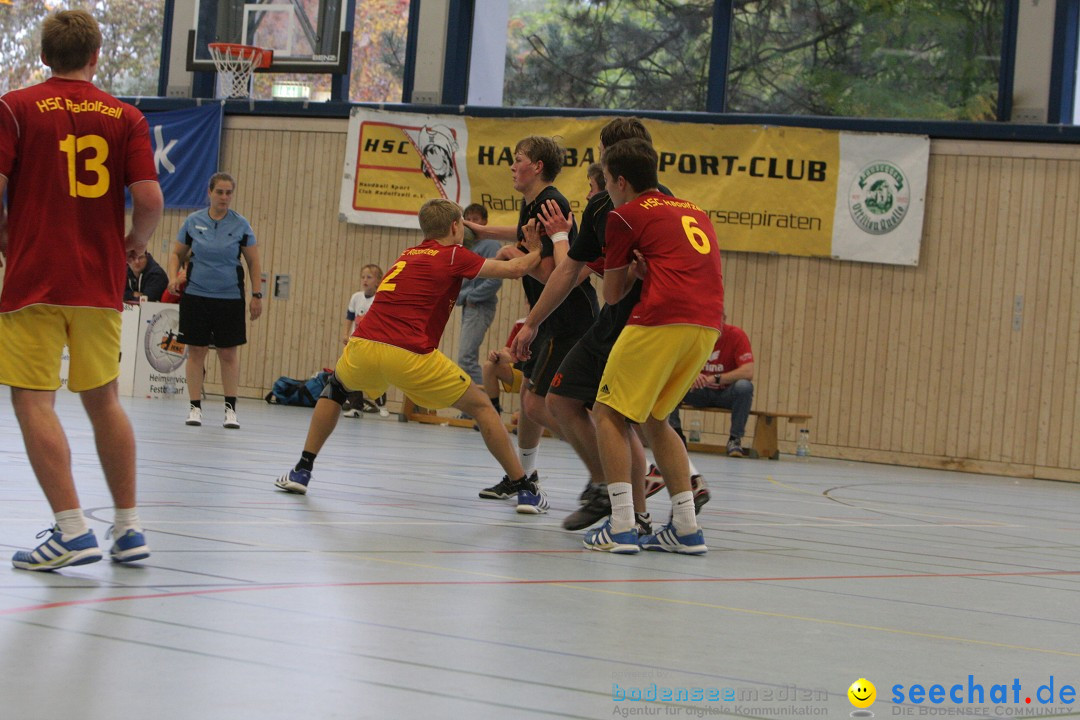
left=669, top=312, right=755, bottom=457
left=125, top=251, right=169, bottom=302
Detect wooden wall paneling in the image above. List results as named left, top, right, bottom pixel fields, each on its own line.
left=958, top=156, right=983, bottom=460
left=955, top=155, right=981, bottom=461
left=821, top=256, right=842, bottom=447
left=1009, top=158, right=1039, bottom=465
left=836, top=261, right=857, bottom=446
left=985, top=157, right=1013, bottom=463
left=1066, top=204, right=1080, bottom=471
left=1028, top=156, right=1058, bottom=467
left=790, top=255, right=811, bottom=443
left=856, top=262, right=879, bottom=451
left=968, top=156, right=994, bottom=460
left=1041, top=159, right=1073, bottom=469
left=951, top=155, right=973, bottom=459
left=1031, top=159, right=1060, bottom=468
left=1039, top=160, right=1070, bottom=468
left=874, top=262, right=895, bottom=451
left=939, top=154, right=964, bottom=460
left=912, top=154, right=943, bottom=455
left=1057, top=165, right=1080, bottom=471
left=241, top=127, right=273, bottom=396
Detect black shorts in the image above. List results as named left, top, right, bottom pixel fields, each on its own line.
left=547, top=338, right=605, bottom=407
left=178, top=294, right=247, bottom=347
left=526, top=333, right=579, bottom=397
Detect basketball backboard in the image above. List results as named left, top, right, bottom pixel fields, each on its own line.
left=187, top=0, right=349, bottom=74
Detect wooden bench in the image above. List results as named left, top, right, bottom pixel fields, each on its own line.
left=680, top=405, right=812, bottom=460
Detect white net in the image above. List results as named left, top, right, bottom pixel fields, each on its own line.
left=208, top=44, right=266, bottom=99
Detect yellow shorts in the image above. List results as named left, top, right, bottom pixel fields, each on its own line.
left=500, top=367, right=524, bottom=394
left=0, top=305, right=122, bottom=392
left=596, top=324, right=720, bottom=424
left=336, top=338, right=472, bottom=409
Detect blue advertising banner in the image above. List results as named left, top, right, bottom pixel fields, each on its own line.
left=143, top=104, right=223, bottom=208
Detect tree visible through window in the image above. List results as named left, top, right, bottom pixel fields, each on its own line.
left=504, top=0, right=714, bottom=111
left=728, top=0, right=1003, bottom=120
left=501, top=0, right=1004, bottom=120
left=0, top=1, right=164, bottom=97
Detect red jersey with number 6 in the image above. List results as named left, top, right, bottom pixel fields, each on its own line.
left=0, top=77, right=157, bottom=313
left=604, top=190, right=724, bottom=331
left=355, top=238, right=486, bottom=354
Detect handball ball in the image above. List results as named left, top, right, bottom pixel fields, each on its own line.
left=463, top=225, right=477, bottom=244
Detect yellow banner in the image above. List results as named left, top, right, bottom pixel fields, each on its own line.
left=340, top=110, right=926, bottom=265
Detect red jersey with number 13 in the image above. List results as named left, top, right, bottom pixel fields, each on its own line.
left=0, top=77, right=157, bottom=312
left=355, top=239, right=486, bottom=354
left=604, top=190, right=724, bottom=331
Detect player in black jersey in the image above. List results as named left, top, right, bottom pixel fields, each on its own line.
left=510, top=119, right=711, bottom=532
left=467, top=136, right=598, bottom=512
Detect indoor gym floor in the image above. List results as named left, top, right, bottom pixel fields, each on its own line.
left=0, top=388, right=1077, bottom=720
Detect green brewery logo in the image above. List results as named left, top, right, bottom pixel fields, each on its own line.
left=849, top=161, right=910, bottom=235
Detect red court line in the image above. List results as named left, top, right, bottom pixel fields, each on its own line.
left=2, top=570, right=1077, bottom=617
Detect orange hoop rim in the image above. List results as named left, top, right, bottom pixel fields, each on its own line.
left=207, top=42, right=274, bottom=70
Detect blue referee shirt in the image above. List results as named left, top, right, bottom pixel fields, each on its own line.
left=177, top=208, right=257, bottom=300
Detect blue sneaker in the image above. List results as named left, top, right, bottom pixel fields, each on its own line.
left=109, top=527, right=150, bottom=563
left=275, top=467, right=311, bottom=494
left=583, top=519, right=639, bottom=554
left=516, top=475, right=549, bottom=514
left=638, top=522, right=708, bottom=555
left=12, top=527, right=103, bottom=571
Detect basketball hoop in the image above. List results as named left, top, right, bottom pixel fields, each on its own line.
left=207, top=43, right=274, bottom=99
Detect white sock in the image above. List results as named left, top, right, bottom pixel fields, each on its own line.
left=55, top=509, right=89, bottom=540
left=607, top=482, right=635, bottom=532
left=670, top=491, right=698, bottom=534
left=519, top=445, right=539, bottom=475
left=113, top=507, right=142, bottom=535
left=688, top=458, right=700, bottom=476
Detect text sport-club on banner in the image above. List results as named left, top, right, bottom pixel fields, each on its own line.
left=339, top=109, right=929, bottom=266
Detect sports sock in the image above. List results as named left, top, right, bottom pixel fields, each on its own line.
left=607, top=482, right=634, bottom=532
left=297, top=450, right=317, bottom=472
left=670, top=491, right=698, bottom=534
left=489, top=396, right=502, bottom=414
left=190, top=399, right=202, bottom=409
left=225, top=396, right=237, bottom=411
left=688, top=458, right=700, bottom=476
left=519, top=445, right=539, bottom=475
left=113, top=507, right=141, bottom=535
left=55, top=508, right=89, bottom=540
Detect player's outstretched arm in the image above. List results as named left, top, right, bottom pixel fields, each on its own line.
left=467, top=221, right=518, bottom=242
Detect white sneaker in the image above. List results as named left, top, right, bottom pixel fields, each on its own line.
left=223, top=406, right=240, bottom=429
left=342, top=408, right=361, bottom=418
left=185, top=405, right=202, bottom=426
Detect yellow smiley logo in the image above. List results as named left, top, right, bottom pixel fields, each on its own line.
left=848, top=678, right=876, bottom=708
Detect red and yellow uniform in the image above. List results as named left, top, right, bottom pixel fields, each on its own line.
left=597, top=191, right=725, bottom=422
left=0, top=77, right=157, bottom=391
left=338, top=239, right=486, bottom=408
